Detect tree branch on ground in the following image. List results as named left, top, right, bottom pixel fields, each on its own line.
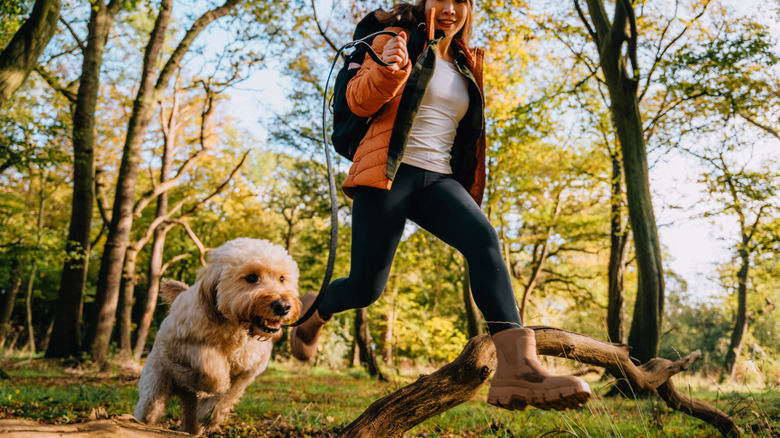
left=340, top=328, right=740, bottom=437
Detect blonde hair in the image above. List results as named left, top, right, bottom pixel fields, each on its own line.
left=375, top=0, right=473, bottom=47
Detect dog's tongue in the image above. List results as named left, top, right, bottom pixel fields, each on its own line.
left=250, top=317, right=281, bottom=337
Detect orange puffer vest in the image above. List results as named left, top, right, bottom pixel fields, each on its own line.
left=341, top=12, right=487, bottom=206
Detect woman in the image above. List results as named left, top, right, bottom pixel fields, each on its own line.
left=291, top=0, right=591, bottom=411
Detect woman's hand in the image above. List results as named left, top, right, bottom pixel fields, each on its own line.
left=381, top=31, right=408, bottom=71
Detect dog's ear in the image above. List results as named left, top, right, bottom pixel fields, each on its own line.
left=197, top=264, right=224, bottom=321
left=160, top=278, right=189, bottom=304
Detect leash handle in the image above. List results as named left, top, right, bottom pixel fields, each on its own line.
left=284, top=30, right=400, bottom=329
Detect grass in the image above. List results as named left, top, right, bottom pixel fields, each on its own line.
left=0, top=355, right=778, bottom=437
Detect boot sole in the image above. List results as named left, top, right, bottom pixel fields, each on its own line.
left=487, top=384, right=591, bottom=411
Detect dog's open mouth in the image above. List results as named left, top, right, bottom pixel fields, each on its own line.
left=252, top=316, right=283, bottom=334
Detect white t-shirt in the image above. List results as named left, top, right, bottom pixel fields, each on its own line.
left=401, top=57, right=470, bottom=174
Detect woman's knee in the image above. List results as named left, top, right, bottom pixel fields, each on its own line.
left=461, top=220, right=501, bottom=255
left=349, top=274, right=387, bottom=308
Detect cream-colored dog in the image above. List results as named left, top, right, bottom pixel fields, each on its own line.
left=134, top=238, right=301, bottom=435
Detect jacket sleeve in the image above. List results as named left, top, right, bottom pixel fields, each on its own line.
left=346, top=28, right=412, bottom=118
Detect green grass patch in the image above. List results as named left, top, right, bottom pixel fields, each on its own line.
left=0, top=358, right=778, bottom=437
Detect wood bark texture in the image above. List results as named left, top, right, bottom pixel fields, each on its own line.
left=341, top=327, right=740, bottom=437
left=0, top=417, right=189, bottom=437
left=48, top=0, right=123, bottom=359
left=0, top=0, right=60, bottom=107
left=581, top=0, right=666, bottom=363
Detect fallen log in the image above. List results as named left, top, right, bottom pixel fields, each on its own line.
left=0, top=416, right=189, bottom=438
left=340, top=327, right=741, bottom=438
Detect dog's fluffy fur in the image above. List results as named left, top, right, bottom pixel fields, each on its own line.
left=134, top=238, right=301, bottom=435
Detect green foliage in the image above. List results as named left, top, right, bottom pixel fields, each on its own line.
left=0, top=0, right=33, bottom=47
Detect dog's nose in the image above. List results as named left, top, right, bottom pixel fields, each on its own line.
left=271, top=299, right=291, bottom=316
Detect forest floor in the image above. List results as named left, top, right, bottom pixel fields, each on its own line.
left=0, top=355, right=778, bottom=437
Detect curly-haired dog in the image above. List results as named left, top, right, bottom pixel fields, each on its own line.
left=134, top=238, right=301, bottom=435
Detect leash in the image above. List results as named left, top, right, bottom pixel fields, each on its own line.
left=284, top=30, right=399, bottom=328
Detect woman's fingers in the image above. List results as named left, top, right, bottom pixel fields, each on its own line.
left=381, top=31, right=409, bottom=70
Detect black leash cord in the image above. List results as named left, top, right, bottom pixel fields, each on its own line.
left=284, top=31, right=399, bottom=328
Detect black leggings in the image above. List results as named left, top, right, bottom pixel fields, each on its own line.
left=318, top=164, right=522, bottom=334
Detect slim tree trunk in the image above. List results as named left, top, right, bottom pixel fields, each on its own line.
left=354, top=308, right=386, bottom=381
left=607, top=154, right=630, bottom=343
left=461, top=264, right=481, bottom=338
left=0, top=0, right=60, bottom=107
left=581, top=0, right=665, bottom=362
left=39, top=317, right=55, bottom=352
left=0, top=253, right=24, bottom=346
left=723, top=247, right=750, bottom=377
left=24, top=171, right=49, bottom=355
left=24, top=262, right=37, bottom=355
left=116, top=247, right=138, bottom=360
left=87, top=0, right=242, bottom=366
left=133, top=224, right=169, bottom=360
left=48, top=0, right=122, bottom=359
left=382, top=289, right=396, bottom=366
left=518, top=194, right=562, bottom=321
left=133, top=90, right=177, bottom=360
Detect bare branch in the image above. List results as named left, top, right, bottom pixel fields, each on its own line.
left=574, top=0, right=599, bottom=46
left=161, top=252, right=190, bottom=275
left=133, top=85, right=210, bottom=217
left=583, top=0, right=611, bottom=40
left=619, top=0, right=639, bottom=76
left=59, top=17, right=85, bottom=51
left=180, top=150, right=250, bottom=218
left=168, top=219, right=207, bottom=266
left=94, top=167, right=112, bottom=225
left=640, top=0, right=711, bottom=101
left=154, top=0, right=243, bottom=96
left=33, top=66, right=77, bottom=103
left=311, top=0, right=340, bottom=53
left=132, top=198, right=189, bottom=251
left=739, top=113, right=780, bottom=142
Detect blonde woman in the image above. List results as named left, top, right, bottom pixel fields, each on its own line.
left=292, top=0, right=591, bottom=411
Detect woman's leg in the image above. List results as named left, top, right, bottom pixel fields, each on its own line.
left=409, top=173, right=591, bottom=411
left=407, top=174, right=522, bottom=333
left=290, top=165, right=423, bottom=360
left=318, top=166, right=426, bottom=316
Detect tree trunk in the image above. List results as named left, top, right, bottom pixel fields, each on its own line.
left=24, top=262, right=37, bottom=355
left=341, top=328, right=739, bottom=437
left=87, top=0, right=242, bottom=366
left=582, top=0, right=665, bottom=363
left=382, top=290, right=396, bottom=366
left=607, top=153, right=630, bottom=343
left=39, top=317, right=55, bottom=353
left=117, top=247, right=138, bottom=360
left=354, top=308, right=386, bottom=381
left=723, top=246, right=750, bottom=377
left=133, top=225, right=169, bottom=360
left=48, top=0, right=122, bottom=359
left=6, top=327, right=22, bottom=351
left=86, top=0, right=171, bottom=363
left=461, top=264, right=481, bottom=338
left=0, top=253, right=24, bottom=346
left=0, top=0, right=60, bottom=107
left=133, top=90, right=178, bottom=360
left=0, top=417, right=191, bottom=437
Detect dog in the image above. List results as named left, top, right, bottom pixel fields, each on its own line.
left=134, top=238, right=301, bottom=435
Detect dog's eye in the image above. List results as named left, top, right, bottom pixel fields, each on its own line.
left=245, top=274, right=259, bottom=284
left=279, top=275, right=285, bottom=283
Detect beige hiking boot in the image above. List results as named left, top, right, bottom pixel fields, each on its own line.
left=488, top=327, right=591, bottom=411
left=289, top=293, right=330, bottom=361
